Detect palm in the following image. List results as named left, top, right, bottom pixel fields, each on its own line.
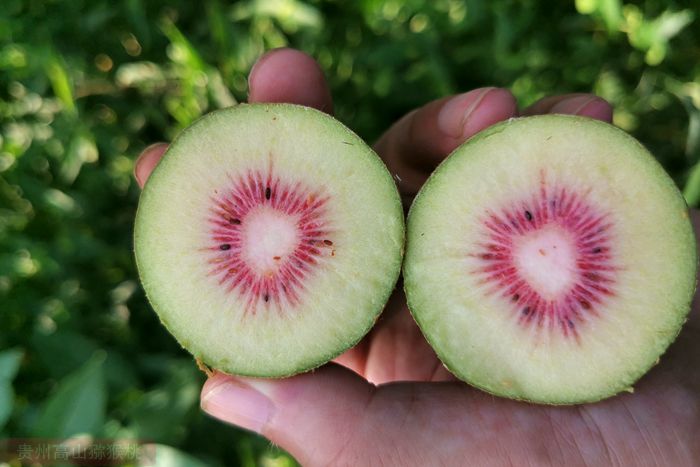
left=336, top=282, right=700, bottom=463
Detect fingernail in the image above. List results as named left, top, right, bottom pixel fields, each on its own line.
left=437, top=88, right=504, bottom=138
left=577, top=98, right=613, bottom=121
left=201, top=377, right=275, bottom=433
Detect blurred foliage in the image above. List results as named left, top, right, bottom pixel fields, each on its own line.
left=1, top=0, right=698, bottom=465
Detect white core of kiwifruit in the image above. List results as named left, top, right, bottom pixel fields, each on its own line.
left=241, top=207, right=300, bottom=273
left=512, top=225, right=578, bottom=300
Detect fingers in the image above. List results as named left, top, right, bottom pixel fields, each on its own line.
left=248, top=48, right=333, bottom=113
left=374, top=88, right=517, bottom=198
left=522, top=93, right=613, bottom=122
left=332, top=338, right=370, bottom=376
left=340, top=290, right=456, bottom=383
left=133, top=143, right=168, bottom=189
left=374, top=91, right=612, bottom=201
left=361, top=306, right=457, bottom=383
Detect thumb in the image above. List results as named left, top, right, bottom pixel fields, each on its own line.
left=200, top=365, right=375, bottom=465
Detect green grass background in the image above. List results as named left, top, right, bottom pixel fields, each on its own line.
left=1, top=0, right=699, bottom=465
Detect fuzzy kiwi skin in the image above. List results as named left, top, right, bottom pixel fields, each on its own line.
left=403, top=115, right=698, bottom=405
left=134, top=103, right=405, bottom=378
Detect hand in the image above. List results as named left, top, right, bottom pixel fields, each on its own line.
left=134, top=49, right=700, bottom=466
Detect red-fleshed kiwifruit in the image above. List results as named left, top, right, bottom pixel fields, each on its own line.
left=403, top=115, right=696, bottom=404
left=134, top=104, right=404, bottom=377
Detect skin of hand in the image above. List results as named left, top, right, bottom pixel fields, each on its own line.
left=134, top=48, right=700, bottom=467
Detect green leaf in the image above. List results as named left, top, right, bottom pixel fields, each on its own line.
left=0, top=348, right=23, bottom=381
left=575, top=0, right=621, bottom=32
left=598, top=0, right=622, bottom=32
left=60, top=131, right=99, bottom=185
left=144, top=444, right=209, bottom=467
left=31, top=330, right=99, bottom=379
left=656, top=9, right=694, bottom=41
left=125, top=0, right=152, bottom=48
left=252, top=0, right=323, bottom=31
left=575, top=0, right=596, bottom=15
left=0, top=44, right=26, bottom=70
left=160, top=19, right=206, bottom=71
left=115, top=61, right=167, bottom=90
left=625, top=7, right=694, bottom=65
left=127, top=360, right=201, bottom=444
left=45, top=54, right=77, bottom=117
left=33, top=352, right=106, bottom=438
left=207, top=69, right=237, bottom=109
left=683, top=161, right=700, bottom=207
left=0, top=348, right=23, bottom=429
left=0, top=382, right=13, bottom=430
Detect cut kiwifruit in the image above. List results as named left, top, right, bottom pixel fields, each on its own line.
left=404, top=115, right=696, bottom=404
left=134, top=104, right=404, bottom=377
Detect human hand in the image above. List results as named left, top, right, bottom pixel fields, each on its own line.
left=134, top=49, right=699, bottom=466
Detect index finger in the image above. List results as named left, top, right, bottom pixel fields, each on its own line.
left=522, top=93, right=613, bottom=122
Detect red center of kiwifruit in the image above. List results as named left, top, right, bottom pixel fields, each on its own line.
left=472, top=174, right=619, bottom=339
left=206, top=169, right=334, bottom=313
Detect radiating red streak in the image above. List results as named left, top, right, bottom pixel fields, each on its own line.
left=206, top=168, right=333, bottom=314
left=472, top=171, right=620, bottom=340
